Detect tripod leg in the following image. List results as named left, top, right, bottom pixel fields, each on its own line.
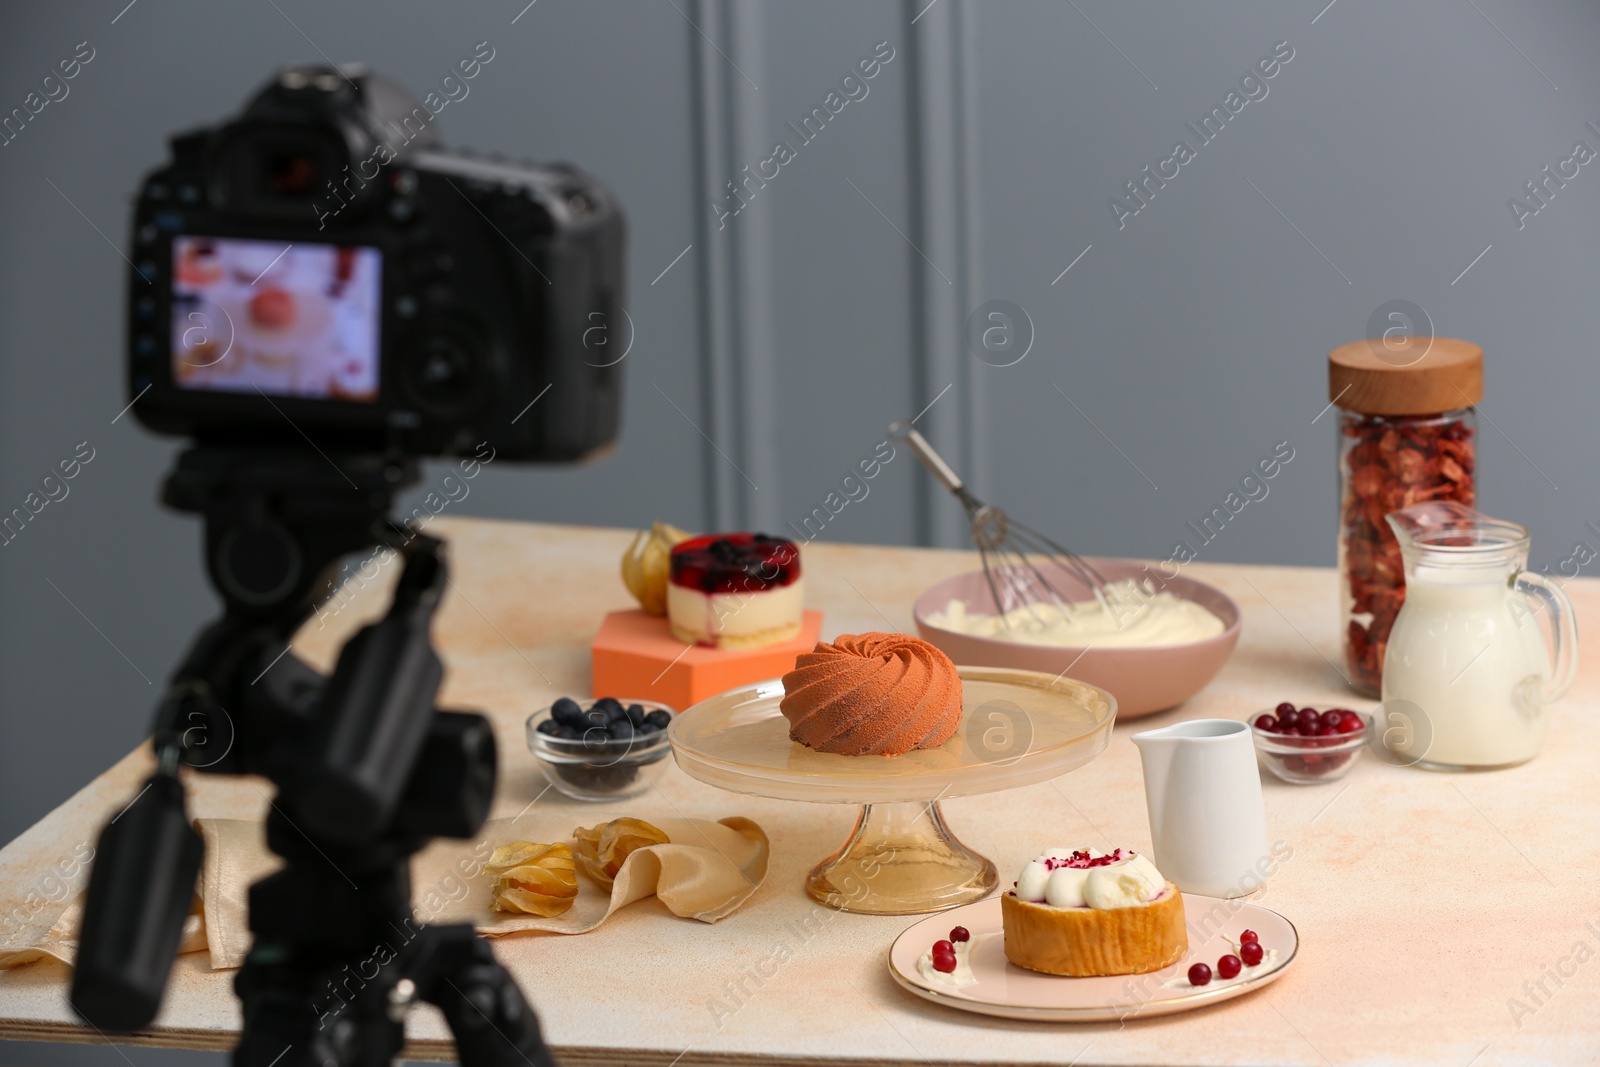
left=411, top=924, right=555, bottom=1067
left=234, top=949, right=407, bottom=1067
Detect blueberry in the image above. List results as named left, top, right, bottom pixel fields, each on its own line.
left=551, top=697, right=583, bottom=727
left=536, top=718, right=561, bottom=736
left=626, top=703, right=647, bottom=726
left=644, top=709, right=672, bottom=729
left=552, top=725, right=580, bottom=740
left=592, top=697, right=623, bottom=716
left=581, top=709, right=609, bottom=730
left=580, top=725, right=612, bottom=750
left=635, top=722, right=660, bottom=736
left=606, top=704, right=629, bottom=723
left=609, top=718, right=635, bottom=742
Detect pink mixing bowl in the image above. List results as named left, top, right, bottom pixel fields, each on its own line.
left=913, top=561, right=1241, bottom=720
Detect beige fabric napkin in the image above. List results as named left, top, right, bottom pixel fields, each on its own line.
left=0, top=812, right=768, bottom=972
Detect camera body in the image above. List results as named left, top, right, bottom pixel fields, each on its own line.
left=127, top=65, right=624, bottom=461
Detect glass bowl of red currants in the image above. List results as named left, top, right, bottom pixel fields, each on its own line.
left=1250, top=703, right=1369, bottom=785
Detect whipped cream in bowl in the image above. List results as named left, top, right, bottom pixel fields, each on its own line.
left=927, top=580, right=1225, bottom=649
left=911, top=561, right=1242, bottom=720
left=1012, top=848, right=1169, bottom=909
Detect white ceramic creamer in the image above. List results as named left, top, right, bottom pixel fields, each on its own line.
left=1131, top=719, right=1270, bottom=898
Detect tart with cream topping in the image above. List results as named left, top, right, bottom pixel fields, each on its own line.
left=1001, top=847, right=1186, bottom=976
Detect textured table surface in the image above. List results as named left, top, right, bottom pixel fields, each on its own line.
left=2, top=517, right=1597, bottom=1066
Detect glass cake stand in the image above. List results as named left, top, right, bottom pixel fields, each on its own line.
left=668, top=667, right=1116, bottom=915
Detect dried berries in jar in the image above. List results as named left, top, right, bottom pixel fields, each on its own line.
left=1329, top=337, right=1483, bottom=695
left=1341, top=414, right=1476, bottom=691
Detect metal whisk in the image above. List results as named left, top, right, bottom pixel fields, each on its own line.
left=890, top=421, right=1111, bottom=628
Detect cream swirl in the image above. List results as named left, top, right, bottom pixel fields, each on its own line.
left=779, top=633, right=963, bottom=756
left=1014, top=848, right=1167, bottom=909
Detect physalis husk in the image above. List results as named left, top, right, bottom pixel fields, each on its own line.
left=483, top=841, right=579, bottom=917
left=620, top=521, right=692, bottom=616
left=571, top=817, right=671, bottom=889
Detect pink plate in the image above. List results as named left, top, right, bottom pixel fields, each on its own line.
left=913, top=561, right=1241, bottom=719
left=888, top=893, right=1297, bottom=1021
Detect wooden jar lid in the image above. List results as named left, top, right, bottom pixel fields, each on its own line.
left=1328, top=337, right=1483, bottom=415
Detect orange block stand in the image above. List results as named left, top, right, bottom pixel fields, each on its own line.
left=590, top=609, right=823, bottom=711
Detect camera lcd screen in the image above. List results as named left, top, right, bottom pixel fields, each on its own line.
left=170, top=236, right=382, bottom=403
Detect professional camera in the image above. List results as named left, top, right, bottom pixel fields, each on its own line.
left=71, top=66, right=623, bottom=1065
left=128, top=64, right=624, bottom=460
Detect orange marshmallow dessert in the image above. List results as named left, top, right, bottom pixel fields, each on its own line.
left=778, top=633, right=963, bottom=756
left=667, top=533, right=803, bottom=649
left=1001, top=847, right=1186, bottom=976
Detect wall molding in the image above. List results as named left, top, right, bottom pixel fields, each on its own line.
left=688, top=0, right=777, bottom=532
left=904, top=0, right=982, bottom=549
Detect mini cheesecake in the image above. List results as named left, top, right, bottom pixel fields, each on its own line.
left=667, top=533, right=803, bottom=649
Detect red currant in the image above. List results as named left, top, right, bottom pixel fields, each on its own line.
left=1187, top=962, right=1212, bottom=986
left=1320, top=709, right=1345, bottom=730
left=1299, top=706, right=1318, bottom=720
left=1276, top=707, right=1300, bottom=729
left=949, top=926, right=970, bottom=943
left=1217, top=954, right=1242, bottom=979
left=1274, top=701, right=1296, bottom=717
left=931, top=939, right=956, bottom=973
left=1338, top=712, right=1365, bottom=733
left=1240, top=941, right=1265, bottom=966
left=1239, top=929, right=1258, bottom=944
left=1254, top=714, right=1279, bottom=732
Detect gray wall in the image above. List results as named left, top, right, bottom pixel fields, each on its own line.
left=2, top=0, right=1598, bottom=1056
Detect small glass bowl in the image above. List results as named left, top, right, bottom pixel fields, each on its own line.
left=525, top=698, right=676, bottom=802
left=1250, top=710, right=1371, bottom=785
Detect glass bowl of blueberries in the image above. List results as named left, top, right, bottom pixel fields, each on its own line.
left=1250, top=702, right=1370, bottom=785
left=527, top=696, right=677, bottom=802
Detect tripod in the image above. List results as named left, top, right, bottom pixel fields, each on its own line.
left=70, top=445, right=555, bottom=1067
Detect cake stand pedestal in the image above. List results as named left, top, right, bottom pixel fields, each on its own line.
left=668, top=667, right=1117, bottom=915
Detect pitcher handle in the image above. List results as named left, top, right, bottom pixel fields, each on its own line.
left=1513, top=571, right=1578, bottom=704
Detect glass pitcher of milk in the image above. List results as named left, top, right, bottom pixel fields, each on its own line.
left=1380, top=503, right=1577, bottom=770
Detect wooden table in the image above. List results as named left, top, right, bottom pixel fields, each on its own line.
left=2, top=518, right=1597, bottom=1066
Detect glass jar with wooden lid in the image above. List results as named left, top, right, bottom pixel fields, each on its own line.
left=1328, top=336, right=1482, bottom=695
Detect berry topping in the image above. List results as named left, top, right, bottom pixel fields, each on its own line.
left=931, top=939, right=957, bottom=974
left=1240, top=940, right=1265, bottom=967
left=1039, top=848, right=1134, bottom=870
left=1217, top=954, right=1242, bottom=979
left=1254, top=714, right=1278, bottom=732
left=670, top=533, right=800, bottom=593
left=1187, top=962, right=1212, bottom=986
left=1239, top=929, right=1259, bottom=944
left=949, top=926, right=970, bottom=943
